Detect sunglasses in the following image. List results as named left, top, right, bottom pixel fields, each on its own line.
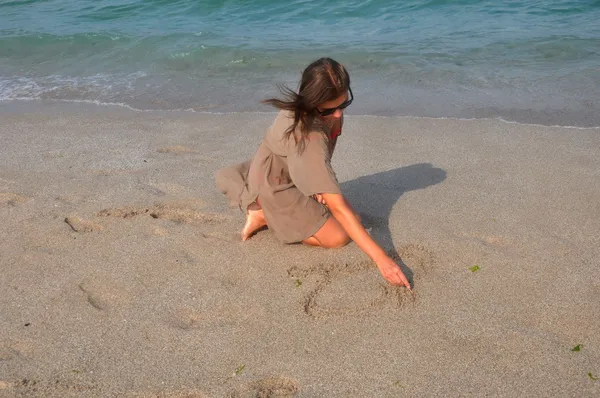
left=317, top=87, right=353, bottom=116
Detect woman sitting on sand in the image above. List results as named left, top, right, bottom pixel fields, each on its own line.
left=215, top=57, right=410, bottom=288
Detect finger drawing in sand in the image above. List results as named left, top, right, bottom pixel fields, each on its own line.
left=216, top=58, right=411, bottom=288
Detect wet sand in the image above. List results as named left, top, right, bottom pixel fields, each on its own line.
left=1, top=102, right=599, bottom=397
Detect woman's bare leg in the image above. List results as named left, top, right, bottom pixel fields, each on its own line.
left=303, top=216, right=350, bottom=248
left=241, top=202, right=267, bottom=241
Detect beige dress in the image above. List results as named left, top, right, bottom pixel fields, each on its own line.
left=215, top=110, right=342, bottom=243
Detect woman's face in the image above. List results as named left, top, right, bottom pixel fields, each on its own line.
left=317, top=91, right=350, bottom=123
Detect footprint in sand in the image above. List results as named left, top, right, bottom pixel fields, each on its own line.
left=78, top=281, right=129, bottom=311
left=288, top=244, right=435, bottom=319
left=163, top=308, right=204, bottom=331
left=0, top=192, right=28, bottom=206
left=64, top=216, right=104, bottom=232
left=13, top=377, right=97, bottom=396
left=229, top=377, right=300, bottom=398
left=97, top=202, right=226, bottom=225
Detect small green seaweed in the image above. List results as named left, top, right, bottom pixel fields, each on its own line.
left=589, top=372, right=598, bottom=381
left=393, top=380, right=406, bottom=388
left=571, top=344, right=582, bottom=352
left=295, top=279, right=302, bottom=288
left=470, top=265, right=480, bottom=272
left=223, top=364, right=246, bottom=384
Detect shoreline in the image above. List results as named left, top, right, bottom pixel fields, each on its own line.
left=2, top=98, right=599, bottom=129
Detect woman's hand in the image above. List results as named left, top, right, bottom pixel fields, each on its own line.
left=322, top=193, right=411, bottom=289
left=375, top=256, right=411, bottom=289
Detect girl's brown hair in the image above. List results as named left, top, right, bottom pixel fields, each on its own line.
left=262, top=57, right=350, bottom=152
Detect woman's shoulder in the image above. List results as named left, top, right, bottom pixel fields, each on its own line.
left=263, top=110, right=298, bottom=156
left=264, top=110, right=329, bottom=153
left=268, top=110, right=294, bottom=136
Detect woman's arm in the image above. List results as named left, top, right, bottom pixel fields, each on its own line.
left=321, top=193, right=411, bottom=288
left=313, top=193, right=360, bottom=222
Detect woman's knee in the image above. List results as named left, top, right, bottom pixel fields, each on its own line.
left=309, top=217, right=350, bottom=248
left=326, top=232, right=350, bottom=248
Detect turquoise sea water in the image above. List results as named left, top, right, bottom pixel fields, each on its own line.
left=1, top=0, right=599, bottom=126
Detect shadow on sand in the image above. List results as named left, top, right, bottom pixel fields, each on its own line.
left=341, top=163, right=447, bottom=283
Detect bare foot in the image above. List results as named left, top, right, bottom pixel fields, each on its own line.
left=241, top=208, right=267, bottom=241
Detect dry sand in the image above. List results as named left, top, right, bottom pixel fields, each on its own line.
left=1, top=101, right=599, bottom=397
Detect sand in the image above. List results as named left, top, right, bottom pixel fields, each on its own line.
left=0, top=101, right=599, bottom=397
